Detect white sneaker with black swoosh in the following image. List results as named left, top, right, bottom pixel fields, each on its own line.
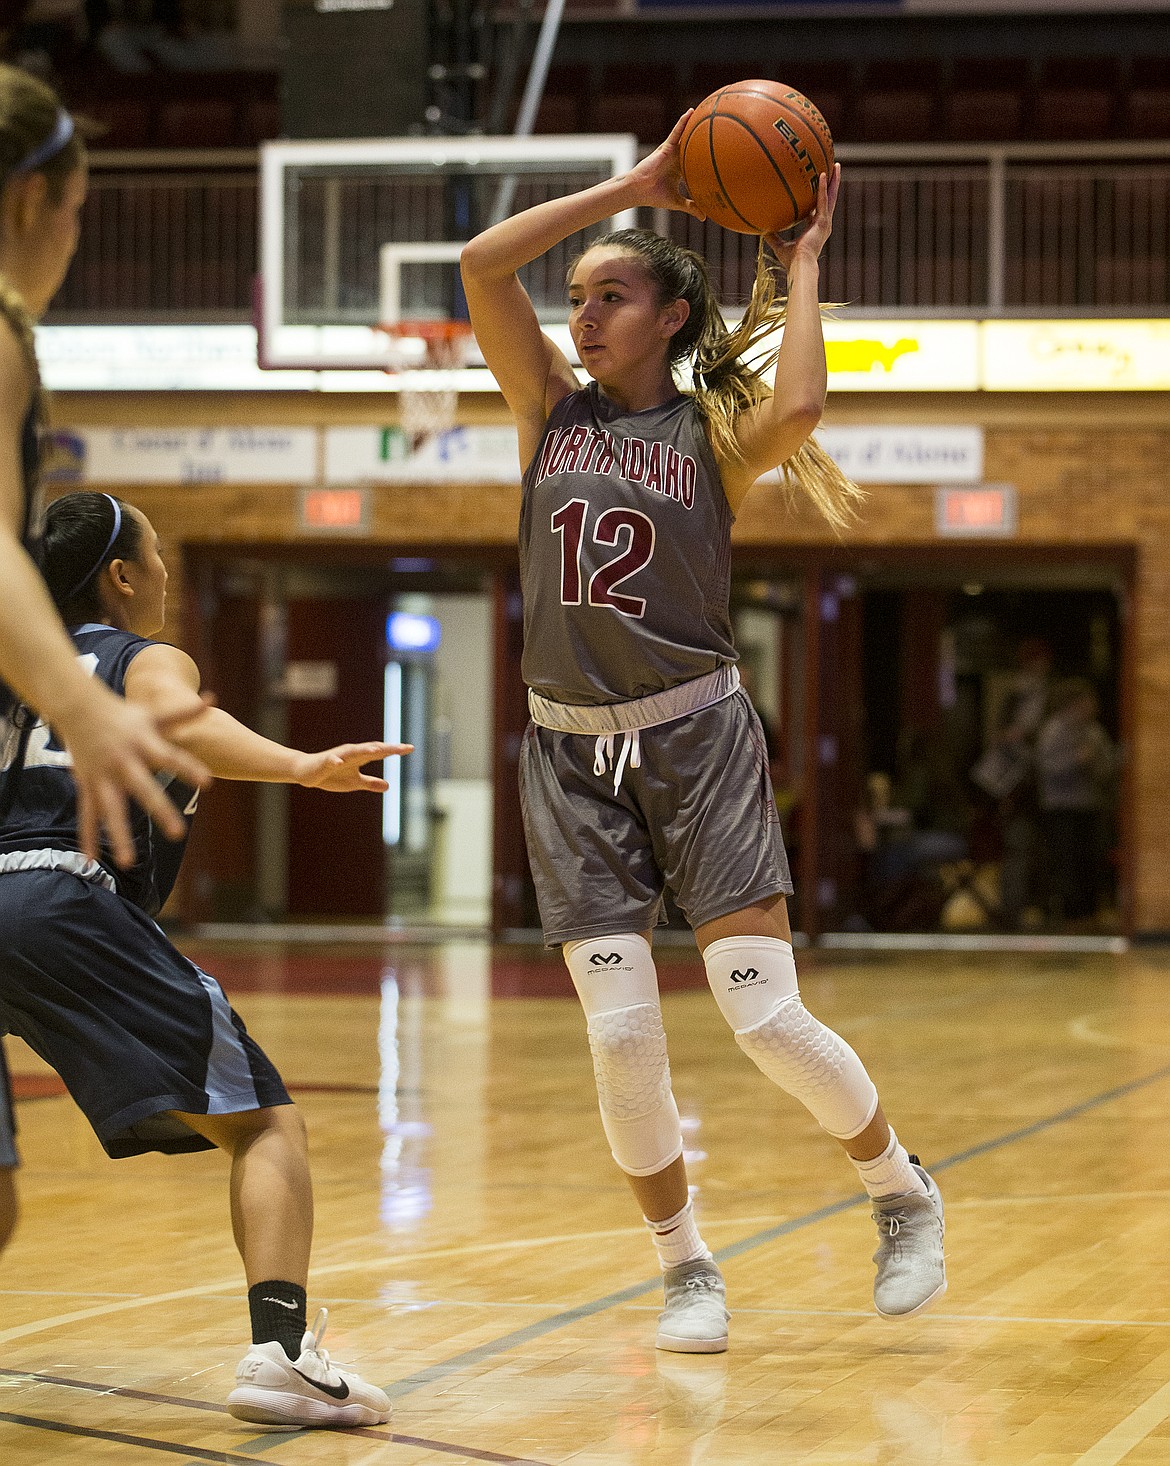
left=227, top=1308, right=392, bottom=1427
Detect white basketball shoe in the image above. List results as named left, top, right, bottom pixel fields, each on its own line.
left=871, top=1159, right=947, bottom=1319
left=227, top=1308, right=392, bottom=1427
left=656, top=1259, right=730, bottom=1353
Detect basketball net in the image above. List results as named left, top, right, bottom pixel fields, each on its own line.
left=375, top=320, right=473, bottom=448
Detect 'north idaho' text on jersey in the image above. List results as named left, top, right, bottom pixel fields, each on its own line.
left=519, top=383, right=737, bottom=705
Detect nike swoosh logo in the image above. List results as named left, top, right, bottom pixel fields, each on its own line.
left=292, top=1367, right=350, bottom=1401
left=262, top=1297, right=298, bottom=1310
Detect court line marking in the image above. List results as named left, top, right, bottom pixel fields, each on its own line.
left=1072, top=1378, right=1170, bottom=1465
left=0, top=1373, right=553, bottom=1466
left=0, top=1410, right=289, bottom=1464
left=7, top=1060, right=1170, bottom=1455
left=376, top=1058, right=1170, bottom=1402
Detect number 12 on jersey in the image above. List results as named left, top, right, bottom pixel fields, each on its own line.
left=551, top=499, right=656, bottom=619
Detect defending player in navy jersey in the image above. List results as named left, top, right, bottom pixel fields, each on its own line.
left=463, top=113, right=946, bottom=1347
left=0, top=64, right=211, bottom=1333
left=0, top=491, right=411, bottom=1427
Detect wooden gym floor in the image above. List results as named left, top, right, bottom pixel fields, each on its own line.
left=3, top=938, right=1170, bottom=1465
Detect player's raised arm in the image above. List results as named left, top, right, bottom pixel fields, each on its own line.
left=122, top=643, right=411, bottom=791
left=720, top=164, right=840, bottom=506
left=460, top=112, right=705, bottom=467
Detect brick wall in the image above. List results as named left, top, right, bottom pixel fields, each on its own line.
left=50, top=389, right=1170, bottom=929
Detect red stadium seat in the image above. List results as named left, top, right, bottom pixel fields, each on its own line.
left=856, top=61, right=940, bottom=144
left=1031, top=58, right=1119, bottom=140
left=591, top=64, right=674, bottom=142
left=525, top=64, right=588, bottom=134
left=157, top=99, right=238, bottom=150
left=82, top=97, right=154, bottom=150
left=240, top=97, right=282, bottom=146
left=945, top=59, right=1030, bottom=142
left=1126, top=58, right=1170, bottom=139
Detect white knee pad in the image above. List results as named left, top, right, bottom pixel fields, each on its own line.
left=703, top=935, right=878, bottom=1141
left=564, top=934, right=684, bottom=1178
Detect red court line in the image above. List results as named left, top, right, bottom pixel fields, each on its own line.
left=11, top=1075, right=67, bottom=1100
left=0, top=1370, right=553, bottom=1465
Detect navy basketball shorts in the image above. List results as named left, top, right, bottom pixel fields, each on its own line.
left=519, top=688, right=793, bottom=946
left=0, top=871, right=290, bottom=1160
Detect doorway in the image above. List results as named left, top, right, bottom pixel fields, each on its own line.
left=181, top=548, right=497, bottom=928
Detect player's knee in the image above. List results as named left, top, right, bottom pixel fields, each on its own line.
left=564, top=934, right=682, bottom=1177
left=734, top=996, right=878, bottom=1140
left=587, top=1003, right=671, bottom=1120
left=586, top=1004, right=683, bottom=1175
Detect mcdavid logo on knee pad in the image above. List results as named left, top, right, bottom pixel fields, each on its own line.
left=590, top=952, right=624, bottom=966
left=729, top=968, right=761, bottom=983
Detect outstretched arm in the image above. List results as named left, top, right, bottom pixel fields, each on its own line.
left=123, top=644, right=410, bottom=791
left=460, top=112, right=705, bottom=467
left=722, top=164, right=840, bottom=511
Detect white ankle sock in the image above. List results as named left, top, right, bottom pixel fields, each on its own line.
left=646, top=1198, right=712, bottom=1270
left=851, top=1130, right=929, bottom=1200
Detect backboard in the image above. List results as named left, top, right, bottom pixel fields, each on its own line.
left=258, top=134, right=639, bottom=374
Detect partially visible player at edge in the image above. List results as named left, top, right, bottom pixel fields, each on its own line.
left=461, top=111, right=946, bottom=1350
left=0, top=61, right=210, bottom=1333
left=0, top=64, right=398, bottom=1427
left=0, top=490, right=409, bottom=1426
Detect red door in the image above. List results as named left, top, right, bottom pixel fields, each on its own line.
left=285, top=595, right=387, bottom=917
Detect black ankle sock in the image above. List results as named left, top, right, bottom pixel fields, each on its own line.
left=248, top=1280, right=308, bottom=1361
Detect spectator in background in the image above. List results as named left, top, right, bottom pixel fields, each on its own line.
left=971, top=637, right=1053, bottom=929
left=1034, top=677, right=1116, bottom=929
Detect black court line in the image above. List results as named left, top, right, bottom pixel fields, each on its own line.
left=377, top=1058, right=1170, bottom=1401
left=11, top=1063, right=1170, bottom=1462
left=0, top=1372, right=552, bottom=1465
left=0, top=1412, right=285, bottom=1465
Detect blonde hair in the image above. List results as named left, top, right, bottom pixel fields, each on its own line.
left=0, top=65, right=87, bottom=424
left=583, top=229, right=863, bottom=533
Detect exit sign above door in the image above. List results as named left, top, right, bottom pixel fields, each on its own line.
left=935, top=484, right=1018, bottom=537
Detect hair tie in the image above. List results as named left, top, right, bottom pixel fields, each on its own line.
left=14, top=110, right=74, bottom=175
left=65, top=494, right=122, bottom=602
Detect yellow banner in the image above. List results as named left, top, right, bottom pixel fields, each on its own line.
left=822, top=321, right=980, bottom=390
left=983, top=321, right=1170, bottom=391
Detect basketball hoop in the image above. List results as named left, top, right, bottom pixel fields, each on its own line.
left=374, top=320, right=474, bottom=445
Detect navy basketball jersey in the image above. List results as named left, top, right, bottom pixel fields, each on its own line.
left=518, top=383, right=737, bottom=705
left=0, top=625, right=196, bottom=915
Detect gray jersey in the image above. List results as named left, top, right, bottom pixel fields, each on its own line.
left=519, top=383, right=737, bottom=705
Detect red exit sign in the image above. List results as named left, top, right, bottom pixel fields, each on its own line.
left=935, top=484, right=1017, bottom=537
left=299, top=487, right=370, bottom=533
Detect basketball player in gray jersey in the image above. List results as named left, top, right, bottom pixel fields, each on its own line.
left=462, top=112, right=946, bottom=1350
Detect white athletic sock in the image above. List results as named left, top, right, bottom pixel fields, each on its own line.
left=851, top=1130, right=929, bottom=1200
left=645, top=1198, right=712, bottom=1270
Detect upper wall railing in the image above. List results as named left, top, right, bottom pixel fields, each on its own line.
left=664, top=141, right=1170, bottom=317
left=47, top=140, right=1170, bottom=324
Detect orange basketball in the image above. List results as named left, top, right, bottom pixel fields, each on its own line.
left=679, top=80, right=834, bottom=235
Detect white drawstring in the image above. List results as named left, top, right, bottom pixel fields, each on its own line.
left=592, top=729, right=641, bottom=794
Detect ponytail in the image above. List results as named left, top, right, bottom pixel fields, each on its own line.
left=582, top=229, right=863, bottom=532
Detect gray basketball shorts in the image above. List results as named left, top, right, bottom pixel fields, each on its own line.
left=519, top=688, right=793, bottom=946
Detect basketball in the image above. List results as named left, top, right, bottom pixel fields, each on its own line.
left=679, top=80, right=835, bottom=235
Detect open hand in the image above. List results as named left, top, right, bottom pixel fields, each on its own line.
left=625, top=111, right=707, bottom=219
left=764, top=162, right=840, bottom=270
left=296, top=741, right=413, bottom=794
